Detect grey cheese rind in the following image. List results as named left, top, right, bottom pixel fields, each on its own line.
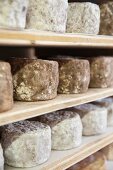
left=1, top=121, right=51, bottom=168
left=100, top=2, right=113, bottom=35
left=66, top=2, right=100, bottom=34
left=69, top=103, right=107, bottom=136
left=92, top=97, right=113, bottom=126
left=0, top=144, right=4, bottom=170
left=26, top=0, right=68, bottom=33
left=89, top=57, right=113, bottom=88
left=9, top=58, right=59, bottom=101
left=0, top=0, right=29, bottom=29
left=39, top=111, right=83, bottom=150
left=56, top=58, right=90, bottom=94
left=102, top=143, right=113, bottom=160
left=0, top=62, right=13, bottom=112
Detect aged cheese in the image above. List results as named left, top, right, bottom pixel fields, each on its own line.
left=0, top=61, right=13, bottom=112
left=92, top=97, right=113, bottom=126
left=66, top=2, right=100, bottom=34
left=1, top=121, right=51, bottom=168
left=89, top=57, right=113, bottom=88
left=0, top=0, right=28, bottom=29
left=0, top=144, right=4, bottom=170
left=67, top=151, right=107, bottom=170
left=9, top=58, right=59, bottom=101
left=69, top=103, right=107, bottom=136
left=100, top=2, right=113, bottom=35
left=26, top=0, right=68, bottom=33
left=52, top=58, right=90, bottom=94
left=39, top=110, right=82, bottom=150
left=102, top=143, right=113, bottom=161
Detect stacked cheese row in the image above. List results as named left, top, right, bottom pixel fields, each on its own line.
left=0, top=96, right=113, bottom=168
left=1, top=56, right=113, bottom=112
left=0, top=1, right=113, bottom=35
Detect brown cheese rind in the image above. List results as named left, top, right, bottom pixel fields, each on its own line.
left=89, top=57, right=113, bottom=88
left=67, top=151, right=106, bottom=170
left=100, top=2, right=113, bottom=35
left=9, top=58, right=59, bottom=101
left=49, top=58, right=90, bottom=94
left=0, top=61, right=13, bottom=112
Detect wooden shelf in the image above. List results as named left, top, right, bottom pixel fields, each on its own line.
left=5, top=127, right=113, bottom=170
left=0, top=88, right=113, bottom=126
left=1, top=29, right=113, bottom=48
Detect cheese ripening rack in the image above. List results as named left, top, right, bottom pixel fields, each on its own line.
left=1, top=1, right=113, bottom=169
left=1, top=31, right=113, bottom=170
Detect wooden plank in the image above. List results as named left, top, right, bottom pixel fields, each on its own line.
left=0, top=88, right=113, bottom=126
left=1, top=29, right=113, bottom=48
left=5, top=127, right=113, bottom=170
left=0, top=39, right=33, bottom=46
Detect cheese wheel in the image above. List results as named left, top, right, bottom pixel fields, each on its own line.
left=92, top=97, right=113, bottom=126
left=67, top=151, right=107, bottom=170
left=66, top=2, right=100, bottom=34
left=102, top=143, right=113, bottom=161
left=49, top=58, right=90, bottom=94
left=0, top=144, right=4, bottom=170
left=26, top=0, right=68, bottom=33
left=68, top=103, right=107, bottom=136
left=9, top=58, right=59, bottom=101
left=0, top=0, right=28, bottom=29
left=100, top=2, right=113, bottom=35
left=39, top=110, right=83, bottom=150
left=89, top=57, right=113, bottom=88
left=1, top=121, right=51, bottom=168
left=0, top=61, right=13, bottom=112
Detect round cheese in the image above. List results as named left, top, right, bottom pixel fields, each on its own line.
left=0, top=0, right=28, bottom=29
left=26, top=0, right=68, bottom=33
left=39, top=110, right=83, bottom=150
left=70, top=103, right=107, bottom=136
left=102, top=143, right=113, bottom=161
left=1, top=121, right=51, bottom=168
left=67, top=151, right=107, bottom=170
left=9, top=58, right=59, bottom=101
left=92, top=97, right=113, bottom=126
left=0, top=62, right=13, bottom=112
left=67, top=2, right=100, bottom=34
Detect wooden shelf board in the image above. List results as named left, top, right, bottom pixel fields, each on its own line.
left=0, top=39, right=33, bottom=46
left=1, top=29, right=113, bottom=48
left=5, top=127, right=113, bottom=170
left=0, top=88, right=113, bottom=126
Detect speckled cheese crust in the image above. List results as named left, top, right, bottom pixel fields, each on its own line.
left=89, top=57, right=113, bottom=88
left=26, top=0, right=68, bottom=33
left=52, top=58, right=90, bottom=94
left=0, top=0, right=28, bottom=29
left=39, top=111, right=83, bottom=150
left=92, top=97, right=113, bottom=126
left=0, top=144, right=4, bottom=170
left=72, top=104, right=107, bottom=136
left=100, top=2, right=113, bottom=35
left=66, top=2, right=100, bottom=34
left=0, top=62, right=13, bottom=112
left=1, top=121, right=51, bottom=168
left=9, top=58, right=59, bottom=101
left=102, top=143, right=113, bottom=161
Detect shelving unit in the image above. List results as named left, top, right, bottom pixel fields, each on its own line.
left=1, top=29, right=113, bottom=48
left=1, top=28, right=113, bottom=170
left=0, top=88, right=113, bottom=126
left=5, top=127, right=113, bottom=170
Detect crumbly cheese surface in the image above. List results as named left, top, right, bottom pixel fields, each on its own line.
left=67, top=2, right=100, bottom=34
